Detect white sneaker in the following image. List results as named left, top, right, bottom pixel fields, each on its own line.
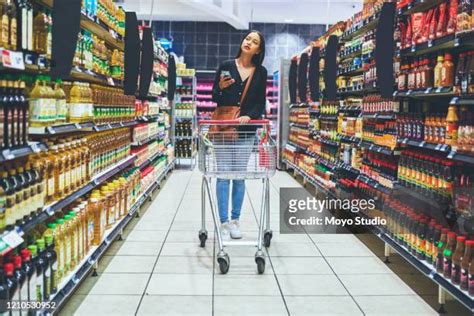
left=229, top=220, right=243, bottom=239
left=220, top=222, right=231, bottom=241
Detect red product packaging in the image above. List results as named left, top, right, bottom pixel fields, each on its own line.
left=447, top=0, right=458, bottom=34
left=422, top=9, right=435, bottom=42
left=429, top=7, right=439, bottom=40
left=406, top=18, right=413, bottom=48
left=412, top=13, right=424, bottom=45
left=436, top=2, right=448, bottom=38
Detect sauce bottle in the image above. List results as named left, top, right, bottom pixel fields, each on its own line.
left=20, top=249, right=34, bottom=303
left=436, top=228, right=449, bottom=273
left=44, top=233, right=57, bottom=296
left=446, top=104, right=459, bottom=146
left=46, top=145, right=59, bottom=204
left=27, top=244, right=42, bottom=302
left=68, top=210, right=81, bottom=265
left=452, top=236, right=466, bottom=285
left=4, top=263, right=18, bottom=312
left=434, top=55, right=444, bottom=88
left=441, top=53, right=455, bottom=87
left=36, top=238, right=49, bottom=301
left=443, top=232, right=457, bottom=278
left=13, top=255, right=26, bottom=316
left=461, top=240, right=474, bottom=290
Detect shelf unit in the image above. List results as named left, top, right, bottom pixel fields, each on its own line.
left=174, top=75, right=197, bottom=169
left=41, top=160, right=175, bottom=314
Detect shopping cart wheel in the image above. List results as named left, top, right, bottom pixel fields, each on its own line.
left=264, top=231, right=273, bottom=248
left=217, top=254, right=230, bottom=274
left=255, top=256, right=265, bottom=274
left=199, top=231, right=208, bottom=248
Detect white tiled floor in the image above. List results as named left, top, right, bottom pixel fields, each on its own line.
left=61, top=168, right=437, bottom=316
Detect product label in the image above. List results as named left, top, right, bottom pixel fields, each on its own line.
left=69, top=103, right=86, bottom=119
left=56, top=99, right=68, bottom=121
left=36, top=273, right=43, bottom=301
left=28, top=276, right=36, bottom=301
left=58, top=243, right=65, bottom=275
left=27, top=9, right=33, bottom=51
left=452, top=264, right=461, bottom=284
left=66, top=238, right=71, bottom=270
left=59, top=173, right=65, bottom=192
left=10, top=17, right=17, bottom=49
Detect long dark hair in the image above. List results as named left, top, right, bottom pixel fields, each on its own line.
left=235, top=30, right=265, bottom=66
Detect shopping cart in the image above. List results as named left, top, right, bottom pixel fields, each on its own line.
left=198, top=120, right=276, bottom=274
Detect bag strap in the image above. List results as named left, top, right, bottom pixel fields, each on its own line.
left=239, top=67, right=255, bottom=106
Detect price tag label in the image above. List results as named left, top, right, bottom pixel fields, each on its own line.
left=441, top=144, right=449, bottom=152
left=401, top=138, right=408, bottom=145
left=407, top=90, right=412, bottom=95
left=3, top=231, right=24, bottom=249
left=30, top=143, right=40, bottom=153
left=425, top=88, right=432, bottom=94
left=419, top=141, right=426, bottom=147
left=2, top=149, right=13, bottom=161
left=45, top=207, right=55, bottom=216
left=411, top=46, right=416, bottom=53
left=75, top=123, right=82, bottom=129
left=2, top=50, right=25, bottom=70
left=435, top=144, right=442, bottom=151
left=428, top=41, right=433, bottom=48
left=435, top=87, right=442, bottom=93
left=369, top=145, right=374, bottom=150
left=374, top=183, right=380, bottom=189
left=376, top=147, right=382, bottom=153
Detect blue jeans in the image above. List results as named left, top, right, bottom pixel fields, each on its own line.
left=216, top=179, right=245, bottom=223
left=214, top=136, right=255, bottom=223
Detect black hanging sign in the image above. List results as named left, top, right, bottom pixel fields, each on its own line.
left=51, top=0, right=82, bottom=79
left=124, top=12, right=140, bottom=96
left=138, top=27, right=154, bottom=98
left=324, top=35, right=338, bottom=101
left=288, top=59, right=297, bottom=104
left=308, top=47, right=320, bottom=101
left=297, top=52, right=309, bottom=103
left=168, top=55, right=177, bottom=101
left=375, top=2, right=396, bottom=98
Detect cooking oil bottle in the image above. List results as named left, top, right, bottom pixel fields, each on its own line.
left=54, top=218, right=66, bottom=281
left=54, top=80, right=67, bottom=124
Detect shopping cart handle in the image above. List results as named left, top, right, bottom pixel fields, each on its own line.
left=199, top=119, right=270, bottom=126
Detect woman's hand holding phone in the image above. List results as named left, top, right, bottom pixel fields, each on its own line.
left=219, top=71, right=235, bottom=90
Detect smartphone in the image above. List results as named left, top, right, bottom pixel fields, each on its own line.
left=220, top=70, right=231, bottom=80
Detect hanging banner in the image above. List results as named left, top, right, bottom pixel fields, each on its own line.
left=375, top=2, right=396, bottom=98
left=298, top=53, right=309, bottom=103
left=308, top=47, right=320, bottom=101
left=138, top=27, right=154, bottom=98
left=324, top=35, right=338, bottom=101
left=124, top=12, right=141, bottom=96
left=289, top=59, right=297, bottom=104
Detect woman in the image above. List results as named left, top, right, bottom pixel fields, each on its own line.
left=211, top=30, right=267, bottom=240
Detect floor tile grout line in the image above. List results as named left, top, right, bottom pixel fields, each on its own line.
left=246, top=188, right=290, bottom=316
left=306, top=231, right=367, bottom=316
left=134, top=171, right=194, bottom=315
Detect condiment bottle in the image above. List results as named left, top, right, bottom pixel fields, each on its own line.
left=441, top=53, right=455, bottom=87
left=451, top=236, right=466, bottom=285
left=436, top=228, right=450, bottom=273
left=443, top=232, right=457, bottom=278
left=434, top=55, right=445, bottom=88
left=461, top=240, right=473, bottom=291
left=445, top=104, right=459, bottom=146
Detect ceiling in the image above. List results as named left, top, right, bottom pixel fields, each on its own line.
left=120, top=0, right=363, bottom=28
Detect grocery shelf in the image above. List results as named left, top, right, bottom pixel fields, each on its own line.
left=362, top=113, right=397, bottom=120
left=318, top=114, right=338, bottom=121
left=28, top=120, right=137, bottom=135
left=398, top=138, right=451, bottom=153
left=450, top=96, right=474, bottom=105
left=340, top=12, right=380, bottom=42
left=286, top=141, right=308, bottom=152
left=394, top=87, right=454, bottom=99
left=289, top=122, right=309, bottom=129
left=339, top=46, right=363, bottom=60
left=397, top=32, right=474, bottom=57
left=138, top=151, right=166, bottom=170
left=394, top=183, right=449, bottom=212
left=20, top=155, right=137, bottom=236
left=339, top=105, right=362, bottom=113
left=131, top=134, right=161, bottom=147
left=70, top=67, right=123, bottom=88
left=284, top=159, right=337, bottom=198
left=337, top=85, right=364, bottom=96
left=397, top=0, right=445, bottom=16
left=447, top=150, right=474, bottom=164
left=289, top=103, right=309, bottom=108
left=138, top=114, right=161, bottom=122
left=339, top=134, right=362, bottom=144
left=337, top=66, right=364, bottom=76
left=359, top=140, right=400, bottom=155
left=0, top=142, right=48, bottom=162
left=357, top=174, right=393, bottom=195
left=42, top=160, right=175, bottom=315
left=80, top=15, right=124, bottom=51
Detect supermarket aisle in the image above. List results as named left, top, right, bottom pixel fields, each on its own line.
left=61, top=168, right=437, bottom=316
